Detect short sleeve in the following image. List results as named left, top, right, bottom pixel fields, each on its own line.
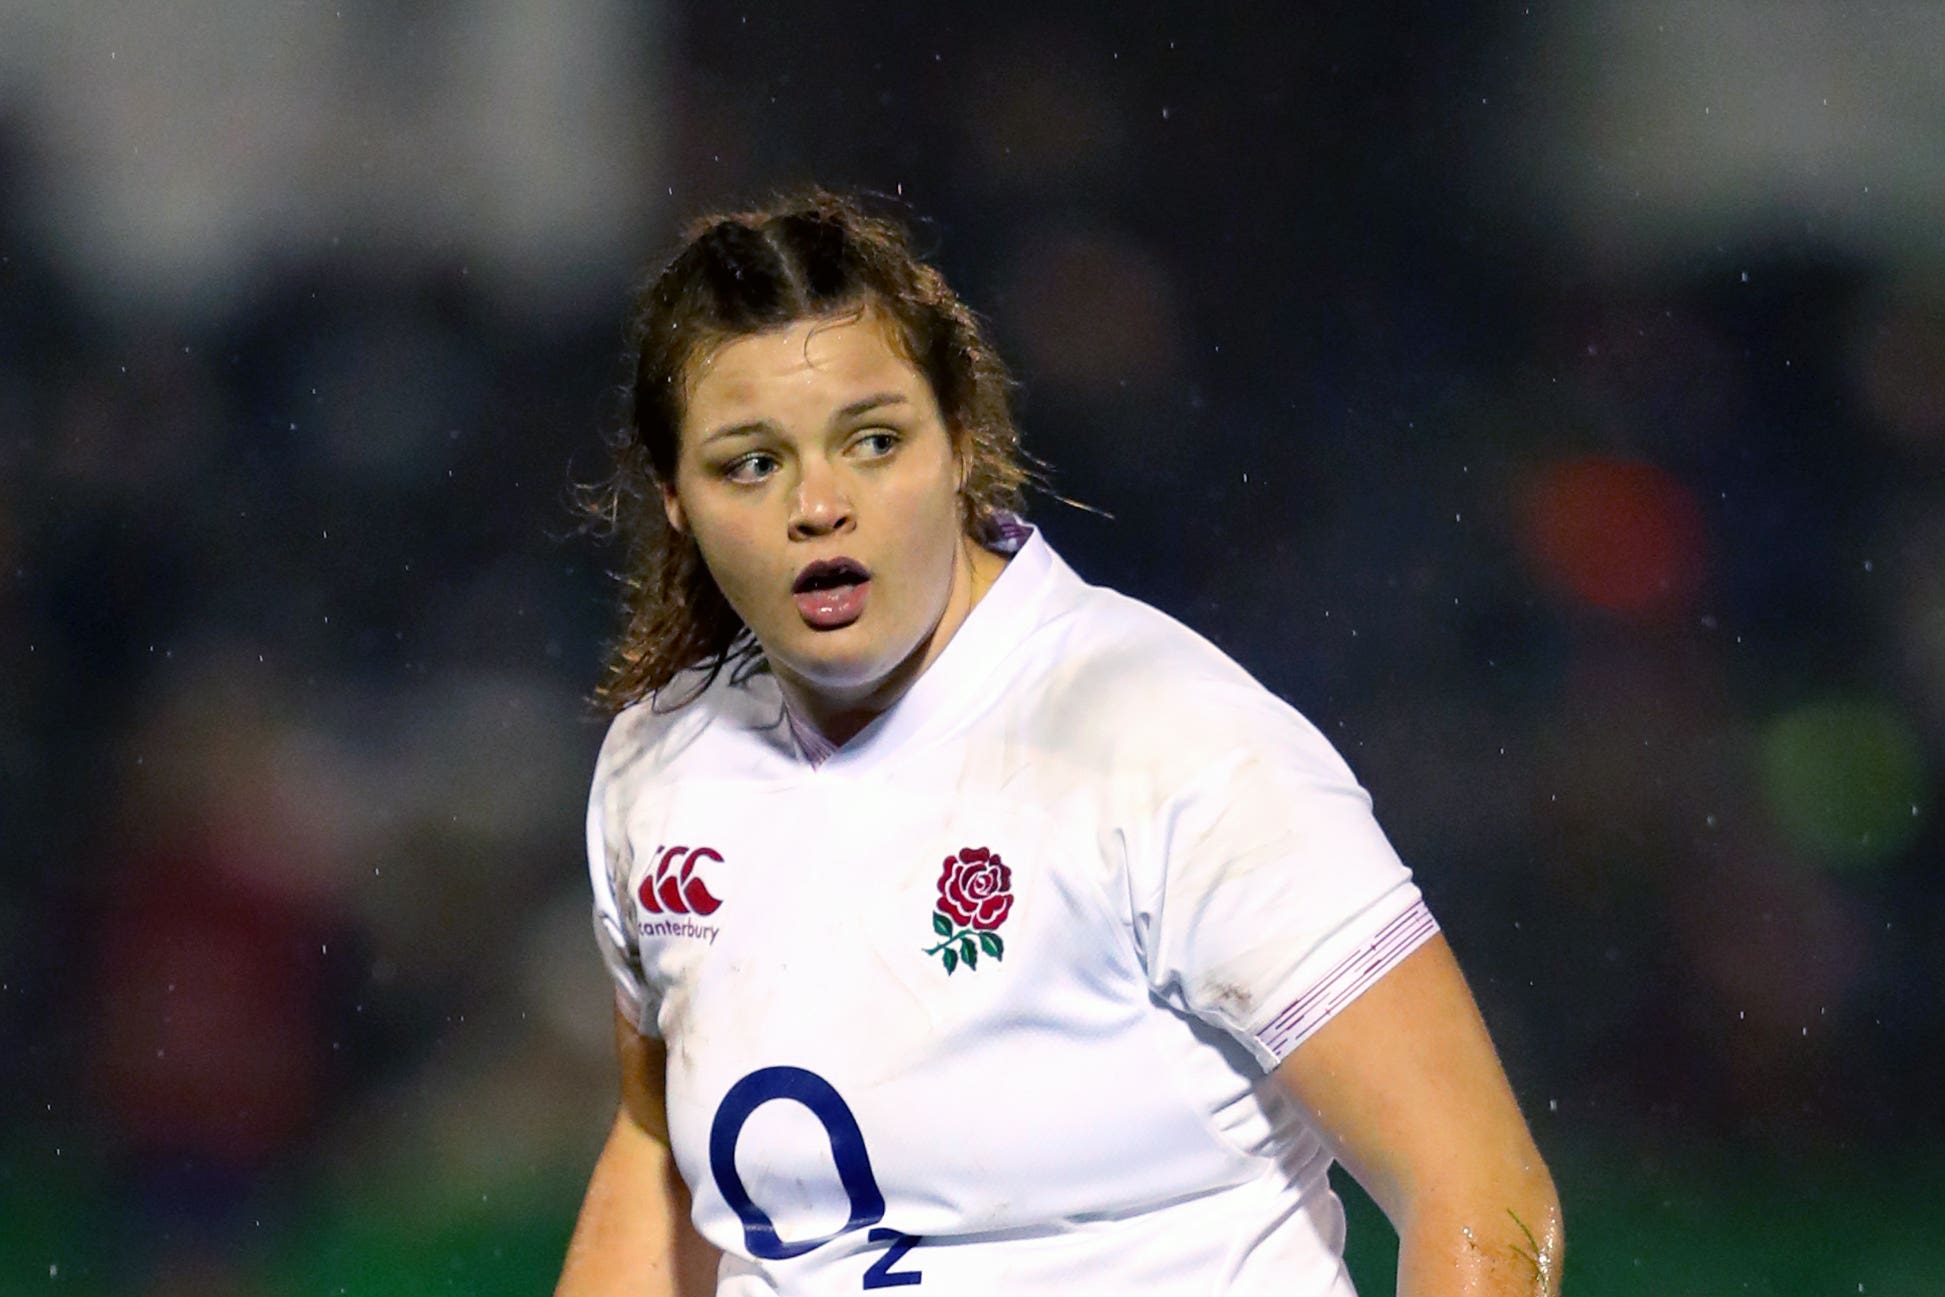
left=1131, top=705, right=1439, bottom=1072
left=587, top=723, right=659, bottom=1038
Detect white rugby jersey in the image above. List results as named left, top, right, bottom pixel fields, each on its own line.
left=586, top=526, right=1437, bottom=1296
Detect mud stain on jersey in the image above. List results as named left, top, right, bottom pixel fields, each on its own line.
left=1202, top=979, right=1256, bottom=1020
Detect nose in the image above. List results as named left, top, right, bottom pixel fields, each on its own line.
left=787, top=461, right=854, bottom=539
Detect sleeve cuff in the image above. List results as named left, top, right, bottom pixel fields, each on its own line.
left=1253, top=897, right=1439, bottom=1063
left=593, top=906, right=660, bottom=1038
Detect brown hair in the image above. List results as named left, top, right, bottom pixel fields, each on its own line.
left=587, top=188, right=1032, bottom=713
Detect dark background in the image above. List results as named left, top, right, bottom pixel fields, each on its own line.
left=4, top=2, right=1943, bottom=1293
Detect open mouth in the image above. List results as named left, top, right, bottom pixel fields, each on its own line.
left=792, top=557, right=870, bottom=595
left=791, top=557, right=871, bottom=629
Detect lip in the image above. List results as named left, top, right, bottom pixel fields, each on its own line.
left=791, top=556, right=871, bottom=630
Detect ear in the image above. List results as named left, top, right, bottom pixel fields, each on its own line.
left=662, top=484, right=688, bottom=535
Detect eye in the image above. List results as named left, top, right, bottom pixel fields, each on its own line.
left=722, top=451, right=780, bottom=485
left=849, top=429, right=900, bottom=459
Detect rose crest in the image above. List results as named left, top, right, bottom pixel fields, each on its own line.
left=923, top=846, right=1012, bottom=974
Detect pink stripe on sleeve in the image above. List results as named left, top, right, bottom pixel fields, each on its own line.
left=1256, top=899, right=1440, bottom=1061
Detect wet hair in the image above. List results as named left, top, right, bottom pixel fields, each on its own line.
left=586, top=188, right=1031, bottom=713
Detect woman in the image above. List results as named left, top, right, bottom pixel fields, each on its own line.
left=556, top=191, right=1562, bottom=1296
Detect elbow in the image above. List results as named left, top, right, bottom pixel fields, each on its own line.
left=1498, top=1144, right=1563, bottom=1277
left=1496, top=1156, right=1563, bottom=1295
left=1395, top=1155, right=1564, bottom=1293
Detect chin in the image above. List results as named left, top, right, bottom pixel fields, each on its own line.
left=792, top=653, right=896, bottom=696
left=777, top=633, right=911, bottom=698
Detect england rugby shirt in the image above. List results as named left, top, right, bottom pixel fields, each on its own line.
left=587, top=524, right=1437, bottom=1296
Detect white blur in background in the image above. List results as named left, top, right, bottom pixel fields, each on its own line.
left=0, top=0, right=664, bottom=317
left=1496, top=0, right=1945, bottom=275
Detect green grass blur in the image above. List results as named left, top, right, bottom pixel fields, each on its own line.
left=1336, top=1144, right=1945, bottom=1296
left=10, top=1138, right=1945, bottom=1294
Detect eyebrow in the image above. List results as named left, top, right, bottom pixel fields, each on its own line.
left=700, top=392, right=911, bottom=446
left=837, top=392, right=910, bottom=420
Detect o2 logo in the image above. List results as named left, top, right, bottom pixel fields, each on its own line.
left=708, top=1066, right=924, bottom=1288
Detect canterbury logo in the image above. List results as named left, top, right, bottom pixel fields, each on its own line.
left=637, top=845, right=724, bottom=916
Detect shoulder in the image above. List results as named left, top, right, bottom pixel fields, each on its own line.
left=1023, top=574, right=1349, bottom=790
left=591, top=682, right=707, bottom=795
left=590, top=663, right=789, bottom=800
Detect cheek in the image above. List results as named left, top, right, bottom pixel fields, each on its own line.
left=886, top=494, right=963, bottom=602
left=886, top=457, right=966, bottom=551
left=684, top=505, right=770, bottom=601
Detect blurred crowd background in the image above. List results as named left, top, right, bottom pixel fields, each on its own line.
left=3, top=2, right=1943, bottom=1294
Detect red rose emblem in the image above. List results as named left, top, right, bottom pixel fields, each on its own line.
left=924, top=846, right=1013, bottom=974
left=937, top=846, right=1013, bottom=931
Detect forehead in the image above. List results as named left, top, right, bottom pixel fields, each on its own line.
left=682, top=310, right=935, bottom=432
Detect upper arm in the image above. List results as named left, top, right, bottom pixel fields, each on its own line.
left=1271, top=935, right=1556, bottom=1230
